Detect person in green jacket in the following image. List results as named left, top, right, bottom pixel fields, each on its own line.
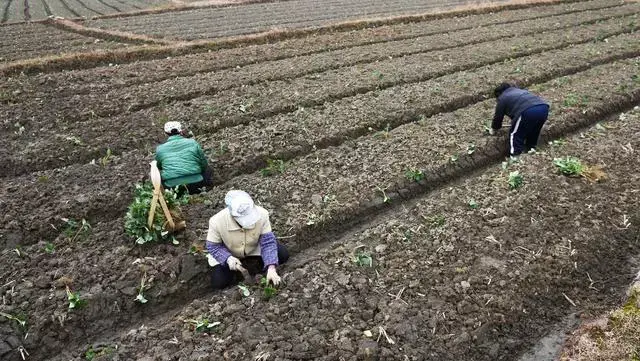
left=155, top=121, right=213, bottom=194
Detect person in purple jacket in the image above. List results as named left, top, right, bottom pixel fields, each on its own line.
left=490, top=83, right=550, bottom=156
left=204, top=190, right=289, bottom=290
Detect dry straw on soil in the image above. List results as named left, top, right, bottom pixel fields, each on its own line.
left=560, top=275, right=640, bottom=361
left=0, top=0, right=586, bottom=76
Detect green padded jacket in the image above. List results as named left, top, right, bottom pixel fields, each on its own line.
left=155, top=135, right=208, bottom=187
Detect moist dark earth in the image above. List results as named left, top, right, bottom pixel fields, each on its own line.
left=1, top=0, right=640, bottom=360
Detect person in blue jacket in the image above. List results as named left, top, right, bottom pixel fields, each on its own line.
left=490, top=83, right=550, bottom=156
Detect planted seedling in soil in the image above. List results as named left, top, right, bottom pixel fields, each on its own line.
left=62, top=218, right=91, bottom=242
left=44, top=242, right=55, bottom=254
left=100, top=148, right=112, bottom=167
left=553, top=156, right=585, bottom=177
left=124, top=182, right=188, bottom=245
left=184, top=318, right=221, bottom=333
left=404, top=168, right=425, bottom=182
left=260, top=159, right=286, bottom=176
left=508, top=171, right=524, bottom=189
left=237, top=284, right=251, bottom=297
left=423, top=214, right=446, bottom=228
left=353, top=249, right=373, bottom=267
left=548, top=138, right=567, bottom=147
left=466, top=144, right=476, bottom=155
left=66, top=286, right=87, bottom=309
left=259, top=276, right=278, bottom=300
left=450, top=154, right=459, bottom=163
left=85, top=346, right=114, bottom=361
left=553, top=156, right=607, bottom=182
left=0, top=311, right=27, bottom=329
left=373, top=124, right=391, bottom=139
left=468, top=199, right=479, bottom=209
left=135, top=273, right=149, bottom=304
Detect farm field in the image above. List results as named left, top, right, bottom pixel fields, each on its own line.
left=0, top=0, right=170, bottom=22
left=1, top=0, right=640, bottom=360
left=0, top=22, right=135, bottom=63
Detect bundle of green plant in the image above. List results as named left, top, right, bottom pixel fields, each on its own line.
left=553, top=156, right=585, bottom=177
left=124, top=182, right=189, bottom=245
left=553, top=156, right=607, bottom=182
left=508, top=171, right=524, bottom=189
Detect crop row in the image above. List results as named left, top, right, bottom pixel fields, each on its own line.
left=0, top=0, right=624, bottom=95
left=93, top=109, right=640, bottom=361
left=2, top=56, right=638, bottom=360
left=87, top=0, right=477, bottom=36
left=2, top=33, right=639, bottom=253
left=18, top=5, right=640, bottom=116
left=2, top=20, right=637, bottom=180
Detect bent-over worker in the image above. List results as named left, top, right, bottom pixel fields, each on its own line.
left=155, top=121, right=213, bottom=194
left=205, top=190, right=289, bottom=290
left=490, top=83, right=550, bottom=156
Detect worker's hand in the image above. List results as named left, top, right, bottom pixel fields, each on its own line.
left=226, top=256, right=244, bottom=272
left=266, top=265, right=281, bottom=286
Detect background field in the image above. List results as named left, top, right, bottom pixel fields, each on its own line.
left=1, top=0, right=639, bottom=360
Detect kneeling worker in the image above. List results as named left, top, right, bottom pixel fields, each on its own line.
left=205, top=190, right=289, bottom=289
left=490, top=83, right=550, bottom=156
left=155, top=121, right=213, bottom=194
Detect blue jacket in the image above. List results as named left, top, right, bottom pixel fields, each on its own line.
left=492, top=88, right=548, bottom=129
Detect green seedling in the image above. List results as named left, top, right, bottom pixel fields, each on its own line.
left=65, top=135, right=84, bottom=146
left=372, top=70, right=384, bottom=80
left=124, top=182, right=188, bottom=245
left=62, top=218, right=92, bottom=242
left=85, top=346, right=114, bottom=361
left=260, top=159, right=286, bottom=176
left=563, top=94, right=589, bottom=108
left=548, top=138, right=567, bottom=147
left=508, top=171, right=524, bottom=189
left=14, top=247, right=25, bottom=258
left=376, top=185, right=391, bottom=203
left=259, top=276, right=278, bottom=300
left=423, top=214, right=446, bottom=228
left=135, top=273, right=149, bottom=304
left=185, top=318, right=221, bottom=333
left=404, top=168, right=425, bottom=183
left=44, top=242, right=55, bottom=254
left=188, top=245, right=203, bottom=256
left=100, top=148, right=112, bottom=167
left=501, top=156, right=520, bottom=170
left=553, top=156, right=585, bottom=177
left=482, top=123, right=492, bottom=134
left=213, top=141, right=229, bottom=156
left=468, top=199, right=478, bottom=209
left=450, top=154, right=459, bottom=163
left=467, top=144, right=476, bottom=155
left=66, top=286, right=87, bottom=309
left=353, top=251, right=373, bottom=267
left=238, top=284, right=251, bottom=297
left=373, top=124, right=392, bottom=139
left=37, top=175, right=49, bottom=183
left=0, top=311, right=27, bottom=328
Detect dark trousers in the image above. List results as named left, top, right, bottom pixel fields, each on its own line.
left=165, top=166, right=214, bottom=195
left=210, top=242, right=290, bottom=290
left=509, top=104, right=549, bottom=156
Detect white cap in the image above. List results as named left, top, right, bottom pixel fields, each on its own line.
left=225, top=190, right=260, bottom=229
left=164, top=121, right=182, bottom=134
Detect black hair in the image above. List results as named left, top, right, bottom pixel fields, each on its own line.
left=494, top=82, right=515, bottom=98
left=167, top=129, right=181, bottom=136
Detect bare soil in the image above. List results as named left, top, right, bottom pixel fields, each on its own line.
left=1, top=0, right=640, bottom=360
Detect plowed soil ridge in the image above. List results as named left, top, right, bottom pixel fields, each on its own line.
left=2, top=15, right=638, bottom=179
left=1, top=55, right=638, bottom=360
left=1, top=32, right=638, bottom=251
